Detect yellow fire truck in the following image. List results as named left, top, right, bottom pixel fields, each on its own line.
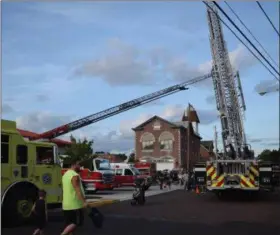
left=1, top=119, right=62, bottom=227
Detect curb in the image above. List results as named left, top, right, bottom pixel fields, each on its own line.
left=88, top=199, right=120, bottom=207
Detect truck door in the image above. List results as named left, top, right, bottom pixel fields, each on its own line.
left=1, top=134, right=12, bottom=196
left=114, top=169, right=123, bottom=187
left=33, top=145, right=62, bottom=204
left=124, top=168, right=134, bottom=186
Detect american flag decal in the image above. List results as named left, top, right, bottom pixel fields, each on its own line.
left=42, top=173, right=52, bottom=184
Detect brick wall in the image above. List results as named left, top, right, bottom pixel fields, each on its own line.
left=134, top=117, right=200, bottom=171
left=135, top=119, right=180, bottom=163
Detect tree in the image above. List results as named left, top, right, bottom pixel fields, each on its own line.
left=258, top=149, right=280, bottom=163
left=64, top=135, right=94, bottom=162
left=128, top=153, right=137, bottom=163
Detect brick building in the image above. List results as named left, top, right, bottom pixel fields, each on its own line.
left=17, top=129, right=72, bottom=155
left=132, top=107, right=201, bottom=171
left=200, top=140, right=215, bottom=161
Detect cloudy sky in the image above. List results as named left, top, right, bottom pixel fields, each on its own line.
left=2, top=1, right=279, bottom=155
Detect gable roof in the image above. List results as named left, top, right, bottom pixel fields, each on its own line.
left=132, top=115, right=179, bottom=130
left=132, top=116, right=201, bottom=139
left=201, top=140, right=214, bottom=150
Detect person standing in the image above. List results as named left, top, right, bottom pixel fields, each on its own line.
left=61, top=159, right=88, bottom=235
left=183, top=170, right=189, bottom=190
left=31, top=190, right=47, bottom=235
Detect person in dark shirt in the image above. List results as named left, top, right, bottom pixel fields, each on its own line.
left=31, top=190, right=48, bottom=235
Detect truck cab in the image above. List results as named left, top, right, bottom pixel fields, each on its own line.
left=1, top=119, right=62, bottom=227
left=72, top=158, right=115, bottom=193
left=111, top=163, right=151, bottom=189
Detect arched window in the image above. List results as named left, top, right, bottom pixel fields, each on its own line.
left=159, top=131, right=174, bottom=150
left=140, top=132, right=155, bottom=151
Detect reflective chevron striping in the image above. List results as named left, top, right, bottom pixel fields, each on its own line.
left=240, top=175, right=255, bottom=188
left=211, top=175, right=224, bottom=187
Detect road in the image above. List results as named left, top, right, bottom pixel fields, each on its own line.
left=3, top=189, right=280, bottom=235
left=87, top=185, right=181, bottom=202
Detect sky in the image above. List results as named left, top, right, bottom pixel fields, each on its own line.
left=2, top=1, right=279, bottom=155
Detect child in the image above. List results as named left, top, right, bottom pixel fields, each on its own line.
left=31, top=190, right=48, bottom=235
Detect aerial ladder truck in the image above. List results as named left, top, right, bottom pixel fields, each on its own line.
left=194, top=2, right=275, bottom=197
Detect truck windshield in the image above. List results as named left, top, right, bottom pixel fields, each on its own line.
left=95, top=159, right=111, bottom=170
left=131, top=167, right=140, bottom=175
left=36, top=146, right=54, bottom=164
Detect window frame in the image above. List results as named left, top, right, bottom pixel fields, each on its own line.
left=115, top=169, right=123, bottom=176
left=124, top=169, right=133, bottom=176
left=1, top=134, right=10, bottom=164
left=16, top=145, right=28, bottom=165
left=36, top=146, right=54, bottom=165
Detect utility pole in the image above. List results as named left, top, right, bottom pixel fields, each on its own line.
left=187, top=103, right=191, bottom=173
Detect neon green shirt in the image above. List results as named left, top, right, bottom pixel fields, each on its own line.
left=62, top=169, right=85, bottom=210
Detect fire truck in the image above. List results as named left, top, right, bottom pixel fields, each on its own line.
left=1, top=119, right=62, bottom=227
left=2, top=73, right=213, bottom=227
left=134, top=162, right=156, bottom=178
left=61, top=156, right=115, bottom=193
left=193, top=2, right=275, bottom=197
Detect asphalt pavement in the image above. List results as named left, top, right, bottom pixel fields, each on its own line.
left=87, top=184, right=181, bottom=202
left=3, top=188, right=280, bottom=235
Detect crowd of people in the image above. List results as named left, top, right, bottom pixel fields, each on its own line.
left=155, top=169, right=196, bottom=191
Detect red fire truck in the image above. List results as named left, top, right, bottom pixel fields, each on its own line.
left=61, top=157, right=115, bottom=193
left=134, top=162, right=156, bottom=177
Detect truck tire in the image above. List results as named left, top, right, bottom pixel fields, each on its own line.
left=2, top=184, right=38, bottom=227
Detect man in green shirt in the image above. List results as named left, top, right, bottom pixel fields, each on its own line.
left=61, top=159, right=88, bottom=235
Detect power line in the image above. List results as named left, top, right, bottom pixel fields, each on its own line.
left=211, top=1, right=280, bottom=79
left=256, top=1, right=280, bottom=37
left=224, top=1, right=279, bottom=68
left=203, top=1, right=279, bottom=81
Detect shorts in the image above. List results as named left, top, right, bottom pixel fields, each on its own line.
left=63, top=209, right=84, bottom=227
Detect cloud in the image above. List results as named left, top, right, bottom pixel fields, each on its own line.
left=1, top=104, right=15, bottom=114
left=16, top=112, right=72, bottom=133
left=205, top=94, right=216, bottom=105
left=247, top=136, right=279, bottom=148
left=36, top=94, right=49, bottom=102
left=165, top=44, right=257, bottom=84
left=254, top=79, right=279, bottom=95
left=73, top=39, right=257, bottom=89
left=74, top=38, right=158, bottom=86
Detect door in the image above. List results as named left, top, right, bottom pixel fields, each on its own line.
left=114, top=169, right=123, bottom=186
left=156, top=162, right=174, bottom=171
left=124, top=168, right=134, bottom=186
left=32, top=145, right=62, bottom=204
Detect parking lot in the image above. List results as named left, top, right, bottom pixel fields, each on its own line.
left=3, top=187, right=280, bottom=235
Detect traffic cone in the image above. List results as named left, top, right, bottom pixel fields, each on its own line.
left=195, top=185, right=200, bottom=194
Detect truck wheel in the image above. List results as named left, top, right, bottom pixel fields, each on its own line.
left=2, top=185, right=38, bottom=227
